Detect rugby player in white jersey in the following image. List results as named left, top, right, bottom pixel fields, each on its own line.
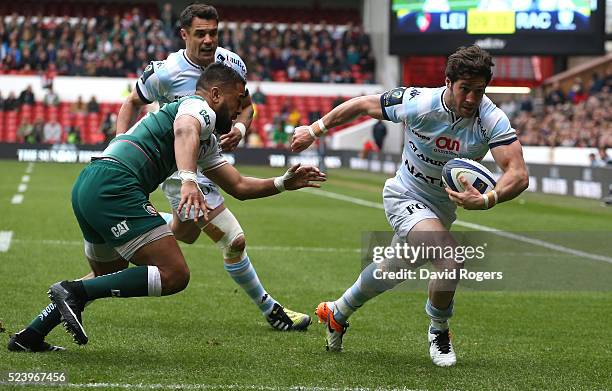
left=292, top=46, right=529, bottom=366
left=115, top=4, right=311, bottom=332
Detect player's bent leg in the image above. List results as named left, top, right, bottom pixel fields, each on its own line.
left=409, top=218, right=458, bottom=367
left=9, top=246, right=128, bottom=352
left=49, top=226, right=186, bottom=345
left=200, top=206, right=311, bottom=331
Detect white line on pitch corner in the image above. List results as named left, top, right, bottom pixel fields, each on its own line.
left=304, top=189, right=612, bottom=264
left=0, top=382, right=423, bottom=391
left=21, top=175, right=30, bottom=183
left=18, top=183, right=28, bottom=192
left=11, top=194, right=24, bottom=204
left=0, top=231, right=13, bottom=252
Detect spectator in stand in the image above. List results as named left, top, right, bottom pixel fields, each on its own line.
left=19, top=85, right=35, bottom=106
left=598, top=147, right=611, bottom=166
left=30, top=117, right=45, bottom=144
left=17, top=119, right=34, bottom=143
left=588, top=72, right=604, bottom=96
left=4, top=92, right=19, bottom=111
left=373, top=120, right=387, bottom=151
left=66, top=125, right=82, bottom=144
left=43, top=119, right=63, bottom=144
left=43, top=86, right=60, bottom=106
left=99, top=113, right=117, bottom=143
left=519, top=94, right=533, bottom=113
left=87, top=96, right=100, bottom=113
left=568, top=77, right=588, bottom=104
left=272, top=115, right=288, bottom=148
left=288, top=107, right=302, bottom=127
left=545, top=82, right=566, bottom=106
left=251, top=87, right=267, bottom=105
left=71, top=96, right=87, bottom=114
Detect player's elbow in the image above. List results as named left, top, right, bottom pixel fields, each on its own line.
left=226, top=182, right=249, bottom=201
left=516, top=169, right=529, bottom=193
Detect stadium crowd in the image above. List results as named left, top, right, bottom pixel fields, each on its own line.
left=0, top=4, right=375, bottom=83
left=506, top=72, right=612, bottom=149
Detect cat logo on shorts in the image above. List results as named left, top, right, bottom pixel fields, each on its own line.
left=111, top=220, right=130, bottom=238
left=143, top=202, right=158, bottom=216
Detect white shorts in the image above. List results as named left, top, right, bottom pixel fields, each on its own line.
left=382, top=177, right=456, bottom=237
left=160, top=171, right=225, bottom=222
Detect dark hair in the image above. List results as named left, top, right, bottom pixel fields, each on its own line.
left=179, top=3, right=219, bottom=28
left=445, top=45, right=494, bottom=84
left=198, top=63, right=245, bottom=91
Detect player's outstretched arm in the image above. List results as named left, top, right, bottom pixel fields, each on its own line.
left=174, top=115, right=209, bottom=222
left=219, top=94, right=254, bottom=152
left=204, top=163, right=326, bottom=201
left=291, top=94, right=384, bottom=152
left=116, top=88, right=147, bottom=134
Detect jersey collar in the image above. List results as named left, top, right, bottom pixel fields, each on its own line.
left=440, top=88, right=457, bottom=123
left=182, top=50, right=206, bottom=71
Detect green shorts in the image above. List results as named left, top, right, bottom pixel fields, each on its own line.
left=71, top=159, right=166, bottom=248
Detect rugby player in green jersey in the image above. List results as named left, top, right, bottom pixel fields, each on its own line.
left=9, top=63, right=325, bottom=348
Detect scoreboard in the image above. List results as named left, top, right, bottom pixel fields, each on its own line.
left=389, top=0, right=605, bottom=55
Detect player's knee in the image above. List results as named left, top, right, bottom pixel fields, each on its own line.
left=160, top=263, right=190, bottom=295
left=229, top=234, right=246, bottom=254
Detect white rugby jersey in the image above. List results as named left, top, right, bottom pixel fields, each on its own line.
left=136, top=47, right=248, bottom=105
left=381, top=86, right=517, bottom=203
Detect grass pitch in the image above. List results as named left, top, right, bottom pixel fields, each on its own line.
left=0, top=161, right=610, bottom=390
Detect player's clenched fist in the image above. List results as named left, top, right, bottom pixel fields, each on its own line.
left=291, top=126, right=316, bottom=152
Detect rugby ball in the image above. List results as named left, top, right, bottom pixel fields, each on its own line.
left=442, top=158, right=496, bottom=194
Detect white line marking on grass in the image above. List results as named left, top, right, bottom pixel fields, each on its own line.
left=11, top=194, right=24, bottom=204
left=21, top=175, right=30, bottom=183
left=18, top=183, right=28, bottom=192
left=305, top=189, right=612, bottom=265
left=0, top=231, right=13, bottom=252
left=0, top=382, right=423, bottom=391
left=11, top=238, right=360, bottom=254
left=25, top=163, right=34, bottom=173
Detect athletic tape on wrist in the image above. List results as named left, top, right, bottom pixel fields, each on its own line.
left=234, top=122, right=247, bottom=138
left=317, top=119, right=327, bottom=134
left=178, top=170, right=198, bottom=184
left=307, top=125, right=317, bottom=139
left=273, top=176, right=285, bottom=192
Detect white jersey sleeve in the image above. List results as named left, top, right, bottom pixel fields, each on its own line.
left=136, top=61, right=170, bottom=104
left=174, top=97, right=217, bottom=141
left=198, top=134, right=227, bottom=172
left=480, top=99, right=518, bottom=148
left=380, top=87, right=421, bottom=124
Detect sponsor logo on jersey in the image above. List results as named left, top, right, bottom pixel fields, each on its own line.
left=406, top=202, right=430, bottom=215
left=433, top=136, right=460, bottom=155
left=110, top=220, right=130, bottom=238
left=143, top=202, right=158, bottom=216
left=404, top=160, right=445, bottom=187
left=140, top=62, right=156, bottom=83
left=476, top=116, right=490, bottom=142
left=408, top=141, right=446, bottom=167
left=410, top=127, right=431, bottom=141
left=199, top=109, right=211, bottom=126
left=382, top=87, right=406, bottom=107
left=408, top=88, right=421, bottom=101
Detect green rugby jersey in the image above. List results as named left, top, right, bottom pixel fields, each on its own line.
left=101, top=95, right=217, bottom=193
